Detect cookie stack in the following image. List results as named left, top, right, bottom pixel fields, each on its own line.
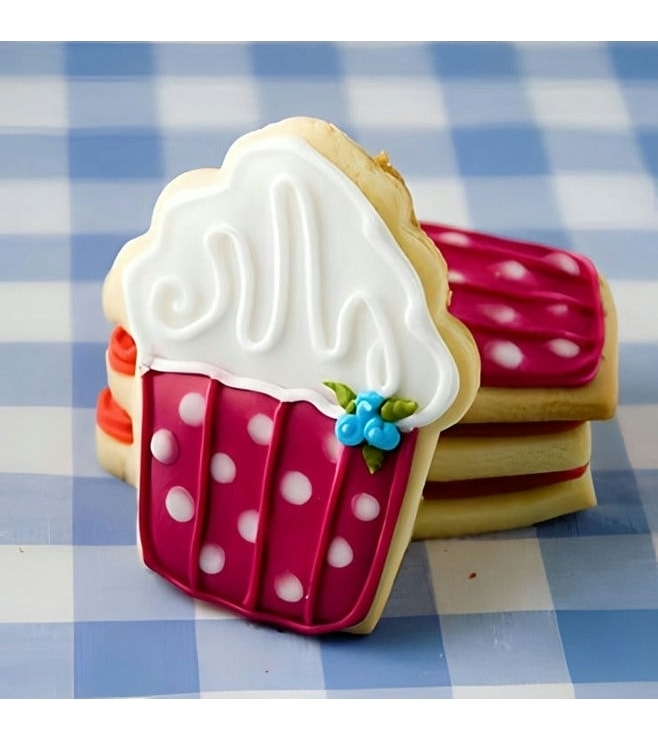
left=414, top=223, right=618, bottom=539
left=94, top=117, right=619, bottom=634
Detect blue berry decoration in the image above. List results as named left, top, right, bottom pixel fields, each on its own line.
left=355, top=391, right=385, bottom=423
left=323, top=381, right=418, bottom=474
left=364, top=417, right=400, bottom=451
left=335, top=413, right=365, bottom=446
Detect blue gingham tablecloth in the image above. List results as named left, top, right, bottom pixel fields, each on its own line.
left=1, top=41, right=657, bottom=699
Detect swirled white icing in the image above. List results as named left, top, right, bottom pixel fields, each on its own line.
left=122, top=136, right=459, bottom=430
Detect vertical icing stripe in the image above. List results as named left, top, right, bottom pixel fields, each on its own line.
left=336, top=429, right=419, bottom=629
left=303, top=443, right=351, bottom=625
left=187, top=377, right=219, bottom=590
left=138, top=371, right=155, bottom=561
left=243, top=400, right=290, bottom=612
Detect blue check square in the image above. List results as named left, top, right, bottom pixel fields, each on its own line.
left=74, top=620, right=199, bottom=697
left=452, top=126, right=548, bottom=176
left=69, top=131, right=162, bottom=179
left=571, top=231, right=658, bottom=281
left=429, top=42, right=520, bottom=78
left=73, top=546, right=196, bottom=622
left=0, top=236, right=70, bottom=281
left=73, top=476, right=135, bottom=546
left=0, top=41, right=65, bottom=75
left=156, top=42, right=251, bottom=76
left=71, top=233, right=126, bottom=281
left=0, top=134, right=68, bottom=178
left=250, top=42, right=341, bottom=77
left=0, top=623, right=74, bottom=698
left=321, top=615, right=449, bottom=690
left=609, top=42, right=658, bottom=81
left=341, top=43, right=434, bottom=76
left=195, top=619, right=325, bottom=692
left=541, top=534, right=658, bottom=609
left=0, top=474, right=72, bottom=545
left=559, top=610, right=658, bottom=683
left=257, top=80, right=350, bottom=133
left=66, top=42, right=154, bottom=77
left=637, top=129, right=658, bottom=175
left=72, top=342, right=107, bottom=409
left=355, top=128, right=457, bottom=177
left=0, top=343, right=70, bottom=407
left=619, top=344, right=658, bottom=404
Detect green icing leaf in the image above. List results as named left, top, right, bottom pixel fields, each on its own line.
left=345, top=399, right=356, bottom=414
left=323, top=381, right=356, bottom=410
left=362, top=445, right=384, bottom=474
left=380, top=397, right=419, bottom=423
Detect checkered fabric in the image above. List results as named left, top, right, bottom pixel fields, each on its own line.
left=1, top=41, right=657, bottom=698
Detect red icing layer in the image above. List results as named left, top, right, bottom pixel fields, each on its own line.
left=138, top=369, right=418, bottom=635
left=423, top=463, right=589, bottom=500
left=421, top=222, right=606, bottom=388
left=108, top=325, right=137, bottom=376
left=96, top=387, right=133, bottom=444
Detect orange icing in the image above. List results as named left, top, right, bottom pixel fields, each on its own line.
left=108, top=325, right=137, bottom=376
left=96, top=387, right=133, bottom=444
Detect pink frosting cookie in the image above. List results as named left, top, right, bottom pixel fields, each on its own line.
left=97, top=118, right=480, bottom=634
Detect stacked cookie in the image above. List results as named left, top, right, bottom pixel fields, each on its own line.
left=414, top=223, right=618, bottom=539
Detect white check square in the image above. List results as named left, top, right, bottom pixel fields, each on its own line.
left=0, top=180, right=70, bottom=235
left=0, top=282, right=71, bottom=342
left=0, top=545, right=73, bottom=622
left=427, top=538, right=554, bottom=614
left=157, top=77, right=260, bottom=128
left=0, top=78, right=67, bottom=129
left=527, top=79, right=630, bottom=129
left=346, top=77, right=447, bottom=128
left=608, top=281, right=658, bottom=342
left=0, top=407, right=73, bottom=475
left=554, top=174, right=658, bottom=230
left=617, top=406, right=658, bottom=468
left=406, top=176, right=471, bottom=226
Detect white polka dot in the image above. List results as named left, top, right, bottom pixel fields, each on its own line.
left=479, top=303, right=517, bottom=325
left=247, top=414, right=273, bottom=445
left=274, top=573, right=304, bottom=603
left=178, top=392, right=206, bottom=426
left=548, top=338, right=581, bottom=358
left=199, top=544, right=225, bottom=574
left=448, top=270, right=465, bottom=284
left=210, top=453, right=236, bottom=483
left=237, top=510, right=259, bottom=543
left=439, top=231, right=470, bottom=247
left=327, top=537, right=353, bottom=568
left=165, top=486, right=195, bottom=522
left=494, top=260, right=528, bottom=280
left=324, top=434, right=341, bottom=463
left=545, top=252, right=580, bottom=275
left=352, top=493, right=380, bottom=522
left=280, top=471, right=312, bottom=505
left=547, top=303, right=569, bottom=317
left=488, top=340, right=524, bottom=369
left=150, top=429, right=178, bottom=464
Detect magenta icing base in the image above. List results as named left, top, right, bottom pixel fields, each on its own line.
left=421, top=223, right=606, bottom=388
left=138, top=368, right=418, bottom=634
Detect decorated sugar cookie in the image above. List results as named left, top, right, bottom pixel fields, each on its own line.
left=96, top=117, right=480, bottom=634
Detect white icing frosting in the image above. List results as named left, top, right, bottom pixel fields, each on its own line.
left=122, top=136, right=459, bottom=430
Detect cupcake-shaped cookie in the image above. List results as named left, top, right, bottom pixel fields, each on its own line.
left=99, top=117, right=479, bottom=634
